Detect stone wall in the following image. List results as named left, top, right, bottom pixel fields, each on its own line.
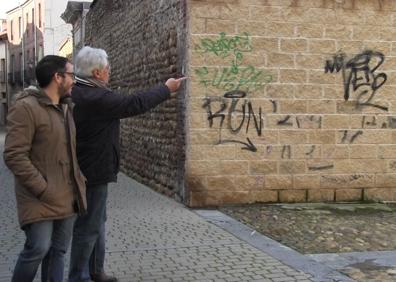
left=187, top=0, right=396, bottom=206
left=83, top=0, right=396, bottom=207
left=84, top=0, right=188, bottom=199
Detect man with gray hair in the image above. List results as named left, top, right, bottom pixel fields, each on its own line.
left=68, top=46, right=185, bottom=282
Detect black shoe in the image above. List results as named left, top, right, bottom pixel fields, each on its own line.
left=90, top=273, right=118, bottom=282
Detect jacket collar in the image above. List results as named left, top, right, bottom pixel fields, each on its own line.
left=75, top=76, right=110, bottom=90
left=17, top=86, right=72, bottom=107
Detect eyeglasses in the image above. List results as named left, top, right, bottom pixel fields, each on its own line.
left=59, top=72, right=76, bottom=80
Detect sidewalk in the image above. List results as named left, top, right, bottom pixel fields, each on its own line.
left=0, top=133, right=347, bottom=281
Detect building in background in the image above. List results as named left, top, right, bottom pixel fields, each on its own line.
left=58, top=37, right=72, bottom=60
left=61, top=1, right=91, bottom=59
left=0, top=23, right=8, bottom=126
left=0, top=19, right=6, bottom=32
left=7, top=0, right=44, bottom=101
left=43, top=0, right=74, bottom=56
left=6, top=0, right=73, bottom=105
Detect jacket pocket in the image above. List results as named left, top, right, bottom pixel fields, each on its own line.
left=39, top=162, right=61, bottom=203
left=30, top=160, right=48, bottom=197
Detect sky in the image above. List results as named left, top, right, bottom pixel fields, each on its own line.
left=0, top=0, right=22, bottom=19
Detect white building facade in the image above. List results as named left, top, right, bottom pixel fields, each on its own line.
left=43, top=0, right=73, bottom=56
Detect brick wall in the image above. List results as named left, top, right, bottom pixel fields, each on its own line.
left=187, top=0, right=396, bottom=206
left=84, top=0, right=188, bottom=199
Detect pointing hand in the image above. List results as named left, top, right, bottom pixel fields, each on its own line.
left=165, top=77, right=187, bottom=93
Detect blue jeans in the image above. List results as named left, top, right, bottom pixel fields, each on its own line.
left=69, top=184, right=108, bottom=282
left=11, top=215, right=76, bottom=282
left=89, top=221, right=106, bottom=274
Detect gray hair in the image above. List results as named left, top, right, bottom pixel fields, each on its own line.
left=74, top=46, right=109, bottom=78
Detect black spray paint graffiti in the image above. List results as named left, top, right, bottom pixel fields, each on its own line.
left=195, top=32, right=272, bottom=93
left=340, top=130, right=363, bottom=144
left=309, top=164, right=334, bottom=171
left=202, top=90, right=267, bottom=152
left=196, top=33, right=274, bottom=152
left=324, top=50, right=388, bottom=111
left=277, top=115, right=322, bottom=129
left=264, top=144, right=319, bottom=160
left=361, top=115, right=396, bottom=129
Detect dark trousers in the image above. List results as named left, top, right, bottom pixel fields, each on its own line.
left=68, top=184, right=108, bottom=282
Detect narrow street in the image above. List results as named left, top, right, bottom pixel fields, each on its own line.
left=0, top=130, right=318, bottom=282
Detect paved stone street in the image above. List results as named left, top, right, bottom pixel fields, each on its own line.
left=221, top=204, right=396, bottom=281
left=0, top=129, right=326, bottom=282
left=221, top=204, right=396, bottom=254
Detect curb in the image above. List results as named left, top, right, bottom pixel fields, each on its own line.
left=194, top=209, right=355, bottom=282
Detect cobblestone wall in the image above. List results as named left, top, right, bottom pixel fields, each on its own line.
left=84, top=0, right=188, bottom=199
left=187, top=0, right=396, bottom=206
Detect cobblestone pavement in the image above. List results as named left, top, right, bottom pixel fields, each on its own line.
left=221, top=204, right=396, bottom=282
left=0, top=130, right=314, bottom=282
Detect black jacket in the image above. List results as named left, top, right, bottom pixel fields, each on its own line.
left=71, top=82, right=171, bottom=186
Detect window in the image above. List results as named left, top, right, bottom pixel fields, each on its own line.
left=18, top=17, right=21, bottom=38
left=0, top=59, right=5, bottom=83
left=26, top=13, right=29, bottom=37
left=32, top=8, right=35, bottom=36
left=10, top=20, right=13, bottom=40
left=38, top=4, right=41, bottom=28
left=19, top=53, right=23, bottom=85
left=19, top=52, right=23, bottom=70
left=10, top=55, right=15, bottom=83
left=26, top=50, right=30, bottom=81
left=38, top=45, right=43, bottom=60
left=11, top=55, right=14, bottom=73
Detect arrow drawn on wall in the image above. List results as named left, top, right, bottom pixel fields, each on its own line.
left=217, top=138, right=257, bottom=152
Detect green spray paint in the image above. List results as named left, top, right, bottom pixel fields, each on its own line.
left=195, top=32, right=272, bottom=93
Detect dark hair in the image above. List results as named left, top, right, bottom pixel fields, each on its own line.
left=35, top=55, right=69, bottom=88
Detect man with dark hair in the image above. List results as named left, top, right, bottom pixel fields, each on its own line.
left=68, top=46, right=185, bottom=282
left=3, top=55, right=87, bottom=282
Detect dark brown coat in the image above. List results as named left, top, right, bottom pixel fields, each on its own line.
left=3, top=87, right=87, bottom=228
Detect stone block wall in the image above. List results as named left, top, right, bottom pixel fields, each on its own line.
left=187, top=0, right=396, bottom=206
left=84, top=0, right=188, bottom=199
left=84, top=0, right=396, bottom=207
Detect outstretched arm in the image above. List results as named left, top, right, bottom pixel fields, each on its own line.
left=83, top=77, right=187, bottom=120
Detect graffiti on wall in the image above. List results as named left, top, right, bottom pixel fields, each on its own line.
left=195, top=32, right=272, bottom=93
left=361, top=115, right=396, bottom=129
left=195, top=34, right=393, bottom=162
left=195, top=32, right=273, bottom=152
left=324, top=50, right=388, bottom=111
left=202, top=90, right=266, bottom=152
